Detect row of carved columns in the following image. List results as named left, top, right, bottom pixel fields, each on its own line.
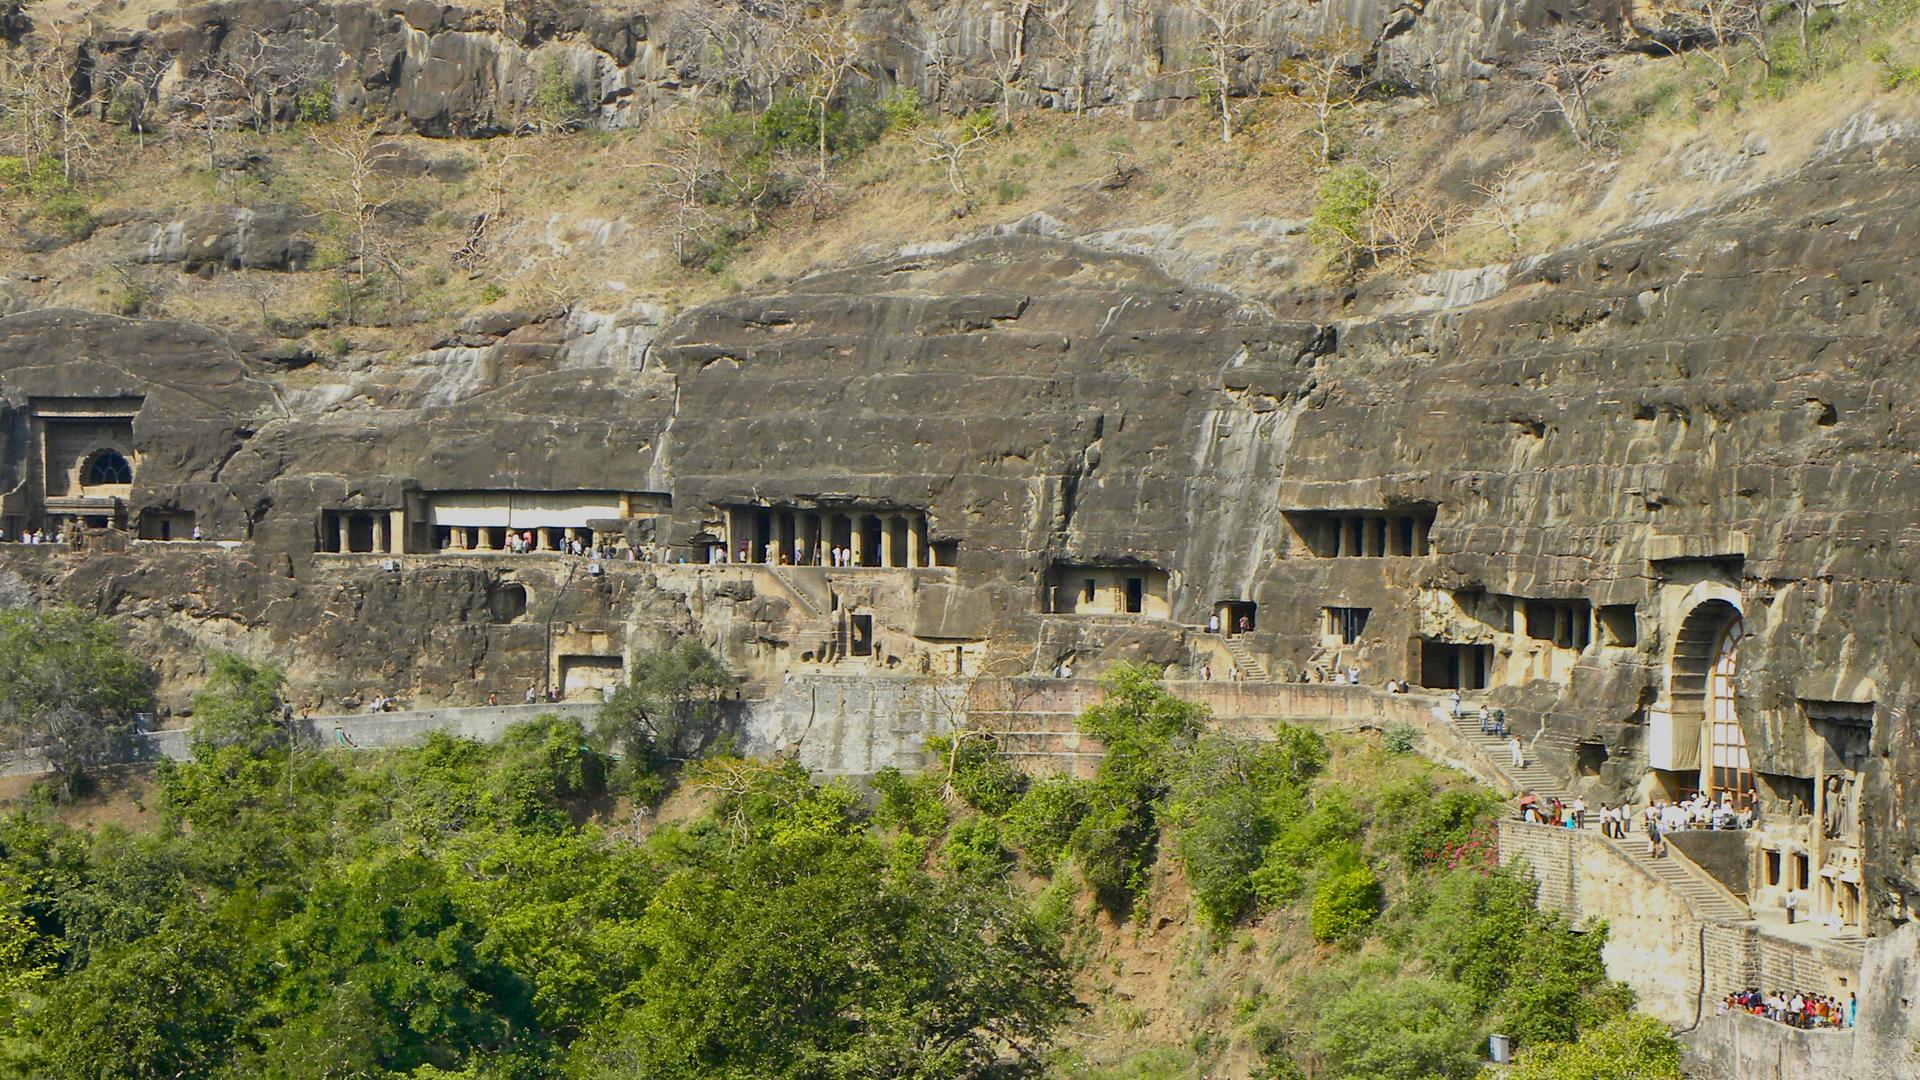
left=723, top=507, right=932, bottom=568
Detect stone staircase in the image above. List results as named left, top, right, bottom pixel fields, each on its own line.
left=1222, top=637, right=1269, bottom=681
left=766, top=565, right=829, bottom=618
left=1599, top=832, right=1752, bottom=923
left=1447, top=712, right=1569, bottom=800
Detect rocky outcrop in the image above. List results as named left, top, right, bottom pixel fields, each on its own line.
left=50, top=0, right=1622, bottom=138
left=3, top=124, right=1920, bottom=941
left=129, top=202, right=319, bottom=274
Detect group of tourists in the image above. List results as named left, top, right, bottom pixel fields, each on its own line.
left=1720, top=988, right=1855, bottom=1029
left=2, top=528, right=64, bottom=545
left=1518, top=792, right=1587, bottom=829
left=1514, top=793, right=1755, bottom=848
left=725, top=541, right=867, bottom=567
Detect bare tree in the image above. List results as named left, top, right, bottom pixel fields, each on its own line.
left=1277, top=28, right=1370, bottom=166
left=0, top=23, right=100, bottom=185
left=791, top=12, right=868, bottom=180
left=1180, top=0, right=1282, bottom=144
left=913, top=109, right=998, bottom=198
left=1470, top=162, right=1529, bottom=256
left=632, top=108, right=730, bottom=265
left=1521, top=24, right=1614, bottom=150
left=910, top=3, right=967, bottom=114
left=1038, top=0, right=1100, bottom=116
left=1661, top=0, right=1772, bottom=91
left=311, top=123, right=401, bottom=323
left=453, top=142, right=526, bottom=269
left=204, top=29, right=306, bottom=132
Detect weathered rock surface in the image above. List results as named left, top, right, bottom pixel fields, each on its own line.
left=4, top=127, right=1920, bottom=953
left=52, top=0, right=1624, bottom=137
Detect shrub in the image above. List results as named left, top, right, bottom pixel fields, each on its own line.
left=1383, top=723, right=1418, bottom=754
left=1311, top=864, right=1382, bottom=945
left=943, top=814, right=1011, bottom=883
left=295, top=86, right=336, bottom=125
left=879, top=87, right=925, bottom=131
left=872, top=765, right=949, bottom=837
left=1308, top=165, right=1381, bottom=272
left=1005, top=777, right=1089, bottom=871
left=533, top=58, right=588, bottom=129
left=930, top=733, right=1024, bottom=815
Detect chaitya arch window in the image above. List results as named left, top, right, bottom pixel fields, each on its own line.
left=1707, top=619, right=1754, bottom=802
left=85, top=450, right=132, bottom=486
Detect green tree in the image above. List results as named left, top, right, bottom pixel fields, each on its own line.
left=1312, top=975, right=1483, bottom=1080
left=1069, top=663, right=1206, bottom=906
left=1004, top=776, right=1089, bottom=872
left=1492, top=1013, right=1681, bottom=1080
left=247, top=854, right=529, bottom=1076
left=0, top=606, right=154, bottom=792
left=189, top=652, right=287, bottom=757
left=597, top=640, right=736, bottom=775
left=28, top=920, right=256, bottom=1079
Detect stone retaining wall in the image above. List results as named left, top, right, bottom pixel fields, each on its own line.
left=1682, top=1011, right=1852, bottom=1080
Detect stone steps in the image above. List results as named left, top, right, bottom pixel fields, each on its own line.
left=1223, top=637, right=1269, bottom=681
left=1600, top=832, right=1751, bottom=923
left=1448, top=717, right=1569, bottom=799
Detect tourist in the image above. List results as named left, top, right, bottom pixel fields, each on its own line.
left=1509, top=734, right=1524, bottom=769
left=488, top=691, right=498, bottom=706
left=1450, top=689, right=1463, bottom=718
left=1208, top=613, right=1220, bottom=634
left=1785, top=887, right=1800, bottom=925
left=1645, top=803, right=1664, bottom=858
left=1849, top=992, right=1857, bottom=1028
left=1571, top=796, right=1587, bottom=829
left=1237, top=615, right=1251, bottom=634
left=1518, top=791, right=1538, bottom=823
left=524, top=684, right=537, bottom=705
left=1347, top=665, right=1360, bottom=685
left=1479, top=705, right=1495, bottom=734
left=1201, top=662, right=1213, bottom=681
left=192, top=525, right=204, bottom=540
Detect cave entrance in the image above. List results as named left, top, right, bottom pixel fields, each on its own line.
left=557, top=655, right=624, bottom=699
left=1418, top=640, right=1492, bottom=690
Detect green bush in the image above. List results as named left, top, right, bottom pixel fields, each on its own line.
left=295, top=86, right=336, bottom=125
left=928, top=733, right=1024, bottom=815
left=943, top=814, right=1011, bottom=883
left=1383, top=723, right=1418, bottom=754
left=872, top=765, right=949, bottom=837
left=1500, top=1013, right=1681, bottom=1080
left=1005, top=776, right=1089, bottom=871
left=879, top=87, right=926, bottom=130
left=1310, top=975, right=1481, bottom=1080
left=1308, top=164, right=1380, bottom=271
left=1310, top=864, right=1382, bottom=945
left=533, top=58, right=588, bottom=128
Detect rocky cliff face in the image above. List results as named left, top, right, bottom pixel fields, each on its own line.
left=62, top=0, right=1609, bottom=137
left=3, top=122, right=1919, bottom=932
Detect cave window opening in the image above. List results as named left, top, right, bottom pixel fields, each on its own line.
left=850, top=613, right=874, bottom=657
left=85, top=450, right=132, bottom=486
left=1325, top=606, right=1370, bottom=645
left=1598, top=604, right=1638, bottom=647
